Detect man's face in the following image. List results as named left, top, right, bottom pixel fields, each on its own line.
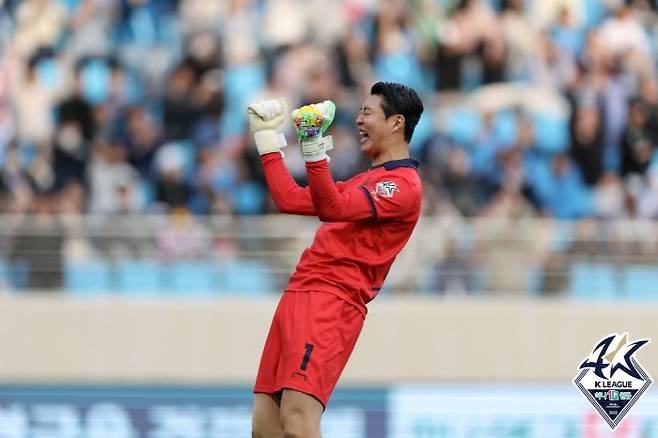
left=356, top=94, right=398, bottom=157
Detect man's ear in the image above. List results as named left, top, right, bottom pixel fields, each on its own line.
left=391, top=115, right=405, bottom=135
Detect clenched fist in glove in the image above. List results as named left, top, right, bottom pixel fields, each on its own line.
left=247, top=98, right=288, bottom=155
left=292, top=100, right=336, bottom=162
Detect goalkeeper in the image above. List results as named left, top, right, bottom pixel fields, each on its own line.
left=248, top=82, right=424, bottom=438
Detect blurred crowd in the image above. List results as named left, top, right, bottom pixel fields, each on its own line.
left=1, top=0, right=658, bottom=222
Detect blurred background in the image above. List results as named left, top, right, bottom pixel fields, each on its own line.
left=1, top=0, right=658, bottom=436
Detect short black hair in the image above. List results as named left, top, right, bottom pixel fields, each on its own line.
left=370, top=82, right=424, bottom=143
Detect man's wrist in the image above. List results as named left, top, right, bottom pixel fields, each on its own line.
left=300, top=136, right=326, bottom=162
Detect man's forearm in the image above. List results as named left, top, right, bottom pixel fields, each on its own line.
left=306, top=160, right=372, bottom=222
left=261, top=153, right=317, bottom=216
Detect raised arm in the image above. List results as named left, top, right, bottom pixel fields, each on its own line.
left=306, top=160, right=373, bottom=222
left=247, top=98, right=348, bottom=215
left=260, top=152, right=316, bottom=215
left=291, top=100, right=373, bottom=222
left=246, top=98, right=314, bottom=215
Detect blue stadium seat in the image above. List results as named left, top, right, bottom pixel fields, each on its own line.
left=409, top=110, right=434, bottom=152
left=137, top=180, right=155, bottom=206
left=4, top=259, right=29, bottom=291
left=116, top=259, right=163, bottom=295
left=444, top=107, right=481, bottom=144
left=81, top=60, right=111, bottom=104
left=218, top=260, right=274, bottom=296
left=569, top=263, right=618, bottom=300
left=494, top=110, right=518, bottom=145
left=584, top=0, right=607, bottom=27
left=374, top=53, right=427, bottom=92
left=622, top=265, right=658, bottom=301
left=525, top=265, right=543, bottom=297
left=65, top=260, right=112, bottom=295
left=0, top=258, right=7, bottom=290
left=532, top=113, right=568, bottom=154
left=18, top=142, right=39, bottom=170
left=169, top=261, right=217, bottom=296
left=232, top=182, right=265, bottom=215
left=36, top=57, right=61, bottom=91
left=221, top=63, right=266, bottom=136
left=62, top=0, right=81, bottom=11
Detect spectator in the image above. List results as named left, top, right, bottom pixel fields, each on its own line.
left=120, top=106, right=162, bottom=178
left=162, top=62, right=202, bottom=141
left=13, top=55, right=56, bottom=147
left=87, top=138, right=143, bottom=214
left=621, top=98, right=654, bottom=177
left=529, top=153, right=593, bottom=218
left=4, top=0, right=658, bottom=225
left=501, top=0, right=539, bottom=81
left=12, top=0, right=67, bottom=59
left=569, top=104, right=605, bottom=186
left=158, top=206, right=211, bottom=261
left=154, top=142, right=193, bottom=210
left=528, top=31, right=575, bottom=90
left=53, top=68, right=96, bottom=188
left=598, top=5, right=651, bottom=60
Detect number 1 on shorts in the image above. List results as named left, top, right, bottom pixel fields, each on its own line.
left=300, top=343, right=314, bottom=370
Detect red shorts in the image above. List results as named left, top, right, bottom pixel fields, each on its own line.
left=253, top=290, right=365, bottom=408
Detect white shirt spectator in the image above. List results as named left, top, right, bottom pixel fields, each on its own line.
left=66, top=0, right=115, bottom=60
left=262, top=0, right=308, bottom=49
left=179, top=0, right=226, bottom=35
left=530, top=0, right=584, bottom=29
left=88, top=143, right=144, bottom=214
left=13, top=0, right=67, bottom=59
left=13, top=69, right=55, bottom=145
left=599, top=8, right=651, bottom=57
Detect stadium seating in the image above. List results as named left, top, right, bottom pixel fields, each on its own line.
left=531, top=113, right=569, bottom=154
left=218, top=260, right=274, bottom=296
left=115, top=259, right=164, bottom=295
left=622, top=265, right=658, bottom=301
left=569, top=262, right=618, bottom=300
left=169, top=261, right=216, bottom=296
left=65, top=260, right=113, bottom=295
left=444, top=107, right=481, bottom=144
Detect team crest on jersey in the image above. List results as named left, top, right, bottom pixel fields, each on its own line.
left=372, top=181, right=399, bottom=199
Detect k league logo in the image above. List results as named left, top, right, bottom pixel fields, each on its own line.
left=373, top=181, right=399, bottom=199
left=574, top=333, right=652, bottom=429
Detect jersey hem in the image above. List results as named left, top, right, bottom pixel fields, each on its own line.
left=283, top=288, right=367, bottom=318
left=254, top=385, right=327, bottom=410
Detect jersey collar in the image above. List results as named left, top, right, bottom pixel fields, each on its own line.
left=372, top=158, right=420, bottom=171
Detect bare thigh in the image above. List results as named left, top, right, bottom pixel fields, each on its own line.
left=252, top=392, right=282, bottom=438
left=280, top=389, right=324, bottom=438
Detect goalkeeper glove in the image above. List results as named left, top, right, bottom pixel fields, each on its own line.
left=292, top=100, right=336, bottom=162
left=246, top=98, right=288, bottom=155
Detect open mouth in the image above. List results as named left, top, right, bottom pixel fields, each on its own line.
left=358, top=129, right=369, bottom=144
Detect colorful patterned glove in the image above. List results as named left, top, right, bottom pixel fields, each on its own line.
left=292, top=100, right=336, bottom=162
left=246, top=98, right=288, bottom=155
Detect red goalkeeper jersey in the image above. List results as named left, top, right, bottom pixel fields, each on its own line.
left=261, top=153, right=422, bottom=316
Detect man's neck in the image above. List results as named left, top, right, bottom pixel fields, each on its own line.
left=372, top=142, right=409, bottom=166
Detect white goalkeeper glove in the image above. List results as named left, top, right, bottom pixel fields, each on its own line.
left=246, top=98, right=288, bottom=155
left=291, top=100, right=336, bottom=162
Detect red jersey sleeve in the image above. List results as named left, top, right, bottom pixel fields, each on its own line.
left=261, top=153, right=345, bottom=216
left=305, top=160, right=419, bottom=222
